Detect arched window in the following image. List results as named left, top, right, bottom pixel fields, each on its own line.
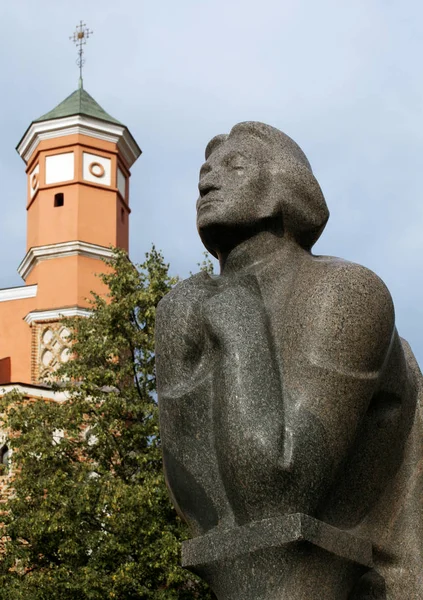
left=0, top=444, right=10, bottom=469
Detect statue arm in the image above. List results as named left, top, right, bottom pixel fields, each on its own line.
left=155, top=273, right=214, bottom=399
left=204, top=280, right=284, bottom=449
left=201, top=264, right=396, bottom=522
left=283, top=263, right=397, bottom=509
left=202, top=279, right=285, bottom=522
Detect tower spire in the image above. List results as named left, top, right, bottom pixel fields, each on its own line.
left=70, top=21, right=93, bottom=89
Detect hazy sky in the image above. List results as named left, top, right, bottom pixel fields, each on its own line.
left=1, top=0, right=423, bottom=362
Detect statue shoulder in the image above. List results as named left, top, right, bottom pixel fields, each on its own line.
left=311, top=256, right=392, bottom=296
left=300, top=257, right=395, bottom=372
left=155, top=272, right=215, bottom=388
left=314, top=257, right=393, bottom=308
left=157, top=271, right=214, bottom=321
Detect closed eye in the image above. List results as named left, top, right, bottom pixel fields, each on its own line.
left=225, top=152, right=248, bottom=170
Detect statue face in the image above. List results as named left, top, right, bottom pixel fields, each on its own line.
left=196, top=135, right=273, bottom=248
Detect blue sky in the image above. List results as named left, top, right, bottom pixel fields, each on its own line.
left=1, top=0, right=423, bottom=363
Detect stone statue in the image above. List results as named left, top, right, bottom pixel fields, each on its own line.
left=155, top=122, right=423, bottom=599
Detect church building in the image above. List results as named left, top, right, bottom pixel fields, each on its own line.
left=0, top=83, right=141, bottom=413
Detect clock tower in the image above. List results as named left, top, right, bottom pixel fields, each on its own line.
left=0, top=85, right=141, bottom=385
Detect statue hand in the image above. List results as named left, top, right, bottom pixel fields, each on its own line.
left=203, top=276, right=265, bottom=347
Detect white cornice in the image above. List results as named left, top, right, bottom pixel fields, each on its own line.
left=0, top=284, right=37, bottom=303
left=24, top=306, right=91, bottom=325
left=18, top=241, right=114, bottom=281
left=17, top=115, right=141, bottom=168
left=0, top=383, right=68, bottom=401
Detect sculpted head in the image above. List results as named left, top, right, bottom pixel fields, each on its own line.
left=196, top=121, right=329, bottom=258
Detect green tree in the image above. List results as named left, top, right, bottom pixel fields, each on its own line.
left=0, top=248, right=213, bottom=600
left=196, top=252, right=215, bottom=276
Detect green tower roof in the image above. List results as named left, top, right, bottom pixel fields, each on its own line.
left=34, top=87, right=123, bottom=126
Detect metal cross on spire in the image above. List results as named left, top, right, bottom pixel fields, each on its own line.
left=70, top=21, right=93, bottom=89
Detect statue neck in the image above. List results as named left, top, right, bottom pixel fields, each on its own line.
left=218, top=231, right=298, bottom=275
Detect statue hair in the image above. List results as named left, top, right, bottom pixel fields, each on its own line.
left=204, top=121, right=329, bottom=250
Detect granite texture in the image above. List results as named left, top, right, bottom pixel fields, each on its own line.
left=183, top=513, right=374, bottom=600
left=155, top=122, right=423, bottom=599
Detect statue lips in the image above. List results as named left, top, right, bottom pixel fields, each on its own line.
left=198, top=179, right=222, bottom=205
left=197, top=191, right=223, bottom=211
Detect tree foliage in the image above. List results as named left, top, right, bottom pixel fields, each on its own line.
left=0, top=248, right=212, bottom=600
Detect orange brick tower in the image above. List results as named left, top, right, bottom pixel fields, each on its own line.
left=0, top=84, right=141, bottom=393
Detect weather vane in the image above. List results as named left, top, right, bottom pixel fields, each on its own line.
left=70, top=21, right=93, bottom=88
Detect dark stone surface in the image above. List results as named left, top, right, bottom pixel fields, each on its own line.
left=183, top=514, right=373, bottom=600
left=155, top=122, right=423, bottom=599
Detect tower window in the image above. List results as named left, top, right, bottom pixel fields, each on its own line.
left=0, top=444, right=10, bottom=468
left=54, top=193, right=64, bottom=207
left=121, top=208, right=125, bottom=223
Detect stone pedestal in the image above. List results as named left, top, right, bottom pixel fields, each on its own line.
left=182, top=514, right=377, bottom=600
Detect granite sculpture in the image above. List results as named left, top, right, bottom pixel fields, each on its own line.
left=155, top=122, right=423, bottom=599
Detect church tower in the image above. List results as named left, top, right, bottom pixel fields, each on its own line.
left=0, top=85, right=141, bottom=386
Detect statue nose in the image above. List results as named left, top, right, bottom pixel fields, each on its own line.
left=198, top=179, right=221, bottom=198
